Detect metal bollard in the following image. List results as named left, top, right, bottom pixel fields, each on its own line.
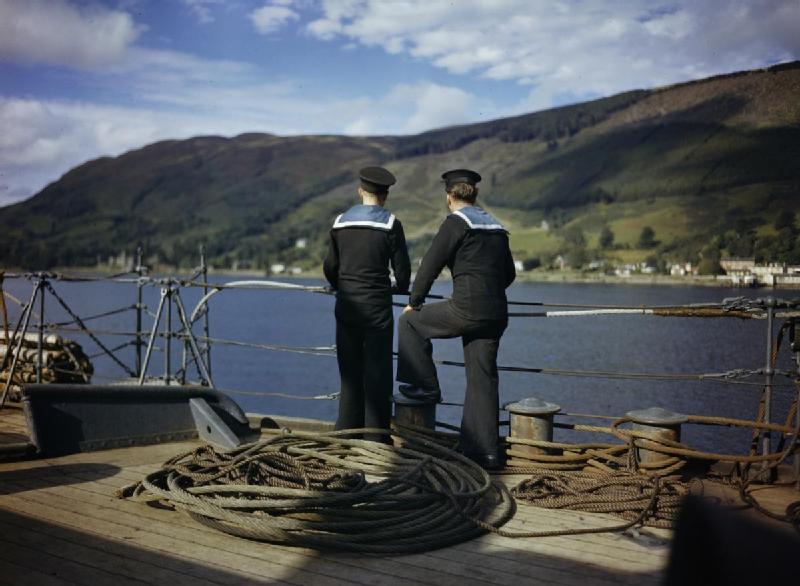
left=506, top=397, right=561, bottom=457
left=393, top=393, right=436, bottom=430
left=626, top=407, right=688, bottom=465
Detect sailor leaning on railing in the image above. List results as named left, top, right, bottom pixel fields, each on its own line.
left=396, top=169, right=516, bottom=470
left=323, top=166, right=410, bottom=443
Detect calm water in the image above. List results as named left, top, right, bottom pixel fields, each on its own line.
left=3, top=276, right=796, bottom=453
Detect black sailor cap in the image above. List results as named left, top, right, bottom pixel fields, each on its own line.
left=441, top=168, right=482, bottom=189
left=359, top=166, right=396, bottom=194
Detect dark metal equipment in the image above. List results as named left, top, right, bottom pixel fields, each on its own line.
left=626, top=407, right=688, bottom=465
left=23, top=384, right=256, bottom=455
left=393, top=392, right=436, bottom=430
left=506, top=397, right=561, bottom=457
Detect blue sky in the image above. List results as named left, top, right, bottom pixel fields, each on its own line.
left=1, top=0, right=798, bottom=205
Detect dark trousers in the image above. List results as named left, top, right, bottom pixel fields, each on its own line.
left=396, top=301, right=507, bottom=457
left=335, top=319, right=394, bottom=441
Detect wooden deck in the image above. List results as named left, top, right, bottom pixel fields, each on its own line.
left=0, top=406, right=796, bottom=586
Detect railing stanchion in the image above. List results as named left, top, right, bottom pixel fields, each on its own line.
left=0, top=282, right=38, bottom=407
left=174, top=290, right=214, bottom=388
left=165, top=282, right=173, bottom=385
left=760, top=297, right=776, bottom=480
left=200, top=245, right=211, bottom=378
left=36, top=275, right=46, bottom=384
left=138, top=287, right=166, bottom=385
left=790, top=317, right=800, bottom=491
left=135, top=247, right=144, bottom=378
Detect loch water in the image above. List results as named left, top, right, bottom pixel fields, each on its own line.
left=3, top=276, right=796, bottom=454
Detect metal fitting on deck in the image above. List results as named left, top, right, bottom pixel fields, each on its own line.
left=626, top=407, right=688, bottom=465
left=393, top=393, right=437, bottom=430
left=506, top=397, right=561, bottom=456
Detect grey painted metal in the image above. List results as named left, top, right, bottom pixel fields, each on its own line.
left=0, top=285, right=38, bottom=407
left=136, top=279, right=214, bottom=387
left=763, top=299, right=774, bottom=456
left=507, top=397, right=561, bottom=457
left=173, top=290, right=214, bottom=388
left=200, top=245, right=212, bottom=378
left=761, top=298, right=776, bottom=480
left=22, top=384, right=252, bottom=455
left=506, top=397, right=561, bottom=415
left=45, top=281, right=135, bottom=376
left=138, top=288, right=167, bottom=385
left=627, top=407, right=687, bottom=465
left=627, top=407, right=688, bottom=426
left=135, top=247, right=144, bottom=377
left=180, top=298, right=189, bottom=385
left=791, top=318, right=800, bottom=491
left=36, top=277, right=45, bottom=384
left=165, top=285, right=172, bottom=385
left=393, top=393, right=436, bottom=429
left=190, top=397, right=245, bottom=449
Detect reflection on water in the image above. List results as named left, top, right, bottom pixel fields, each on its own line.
left=3, top=276, right=795, bottom=453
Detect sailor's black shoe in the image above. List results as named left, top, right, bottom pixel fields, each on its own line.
left=398, top=384, right=441, bottom=404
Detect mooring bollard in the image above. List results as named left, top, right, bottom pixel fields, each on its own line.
left=626, top=407, right=688, bottom=465
left=393, top=393, right=437, bottom=430
left=506, top=397, right=561, bottom=457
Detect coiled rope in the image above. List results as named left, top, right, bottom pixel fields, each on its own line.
left=511, top=471, right=686, bottom=530
left=118, top=427, right=517, bottom=554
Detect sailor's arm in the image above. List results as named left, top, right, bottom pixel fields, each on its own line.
left=409, top=216, right=464, bottom=308
left=390, top=219, right=411, bottom=294
left=322, top=230, right=339, bottom=290
left=504, top=237, right=516, bottom=288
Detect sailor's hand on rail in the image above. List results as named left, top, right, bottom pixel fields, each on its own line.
left=402, top=305, right=415, bottom=314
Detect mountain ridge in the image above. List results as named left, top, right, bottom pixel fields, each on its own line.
left=2, top=61, right=799, bottom=271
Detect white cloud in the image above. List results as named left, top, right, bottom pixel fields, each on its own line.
left=643, top=10, right=695, bottom=40
left=0, top=77, right=489, bottom=205
left=308, top=0, right=800, bottom=108
left=0, top=184, right=31, bottom=207
left=343, top=82, right=492, bottom=135
left=0, top=0, right=141, bottom=69
left=181, top=0, right=225, bottom=24
left=2, top=0, right=798, bottom=207
left=250, top=3, right=300, bottom=34
left=389, top=83, right=479, bottom=134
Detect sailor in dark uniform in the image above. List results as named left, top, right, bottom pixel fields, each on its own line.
left=397, top=169, right=515, bottom=467
left=323, top=166, right=411, bottom=441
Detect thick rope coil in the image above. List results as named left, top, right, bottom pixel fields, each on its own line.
left=118, top=428, right=516, bottom=554
left=511, top=470, right=687, bottom=529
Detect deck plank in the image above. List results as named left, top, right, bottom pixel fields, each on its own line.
left=102, top=471, right=667, bottom=580
left=0, top=557, right=80, bottom=586
left=2, top=478, right=539, bottom=586
left=0, top=449, right=669, bottom=586
left=0, top=406, right=31, bottom=454
left=67, top=468, right=652, bottom=585
left=0, top=490, right=346, bottom=586
left=0, top=534, right=152, bottom=586
left=1, top=430, right=796, bottom=586
left=0, top=513, right=257, bottom=586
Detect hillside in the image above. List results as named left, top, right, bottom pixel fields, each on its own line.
left=1, top=61, right=799, bottom=272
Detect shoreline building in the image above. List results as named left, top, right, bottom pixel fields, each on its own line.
left=720, top=258, right=800, bottom=287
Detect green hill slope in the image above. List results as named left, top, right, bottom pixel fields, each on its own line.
left=2, top=62, right=799, bottom=272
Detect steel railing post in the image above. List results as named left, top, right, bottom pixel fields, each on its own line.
left=135, top=247, right=144, bottom=378
left=760, top=297, right=775, bottom=480
left=36, top=275, right=46, bottom=384
left=200, top=245, right=211, bottom=378
left=165, top=282, right=173, bottom=385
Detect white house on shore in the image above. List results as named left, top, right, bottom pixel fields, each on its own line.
left=720, top=258, right=800, bottom=287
